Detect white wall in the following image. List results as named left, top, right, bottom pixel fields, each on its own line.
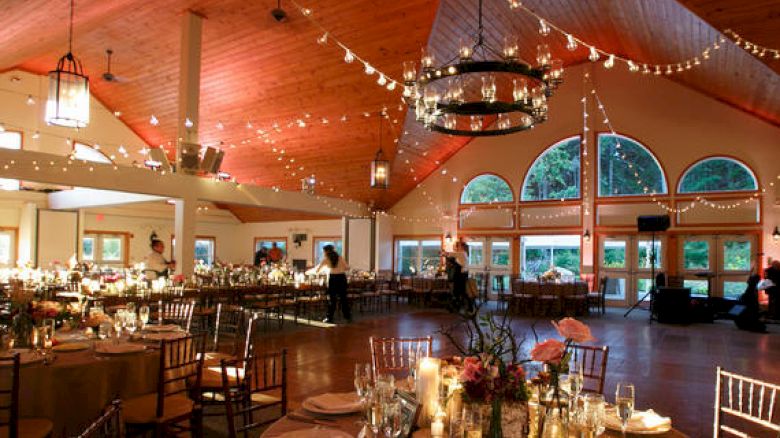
left=348, top=218, right=372, bottom=271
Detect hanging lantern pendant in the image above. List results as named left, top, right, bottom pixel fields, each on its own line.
left=46, top=0, right=90, bottom=128
left=370, top=112, right=390, bottom=189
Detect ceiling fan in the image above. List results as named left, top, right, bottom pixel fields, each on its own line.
left=101, top=49, right=126, bottom=83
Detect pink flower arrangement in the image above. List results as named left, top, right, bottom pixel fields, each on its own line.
left=552, top=317, right=596, bottom=343
left=459, top=354, right=529, bottom=403
left=530, top=339, right=566, bottom=365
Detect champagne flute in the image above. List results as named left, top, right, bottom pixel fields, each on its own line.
left=125, top=313, right=137, bottom=335
left=615, top=382, right=635, bottom=437
left=139, top=305, right=150, bottom=329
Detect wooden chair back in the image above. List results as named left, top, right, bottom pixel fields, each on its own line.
left=75, top=398, right=122, bottom=438
left=524, top=281, right=540, bottom=297
left=0, top=353, right=20, bottom=438
left=157, top=333, right=206, bottom=419
left=571, top=344, right=609, bottom=394
left=370, top=336, right=433, bottom=379
left=157, top=299, right=195, bottom=331
left=714, top=367, right=780, bottom=437
left=222, top=349, right=288, bottom=438
left=212, top=304, right=248, bottom=356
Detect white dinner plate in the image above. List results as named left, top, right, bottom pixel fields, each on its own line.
left=302, top=393, right=362, bottom=415
left=277, top=427, right=352, bottom=438
left=605, top=408, right=672, bottom=434
left=52, top=342, right=90, bottom=352
left=0, top=350, right=45, bottom=366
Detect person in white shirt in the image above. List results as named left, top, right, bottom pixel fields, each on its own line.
left=144, top=233, right=175, bottom=280
left=310, top=244, right=351, bottom=323
left=443, top=240, right=471, bottom=312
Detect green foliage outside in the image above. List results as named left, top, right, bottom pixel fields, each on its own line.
left=102, top=238, right=122, bottom=261
left=195, top=240, right=213, bottom=265
left=723, top=281, right=745, bottom=299
left=82, top=238, right=95, bottom=260
left=723, top=241, right=750, bottom=271
left=461, top=175, right=513, bottom=204
left=599, top=134, right=666, bottom=196
left=521, top=138, right=580, bottom=201
left=491, top=243, right=510, bottom=266
left=679, top=158, right=756, bottom=193
left=683, top=241, right=709, bottom=270
left=637, top=241, right=662, bottom=269
left=603, top=243, right=626, bottom=268
left=524, top=247, right=580, bottom=276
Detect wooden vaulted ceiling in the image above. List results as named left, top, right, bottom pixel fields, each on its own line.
left=0, top=0, right=778, bottom=216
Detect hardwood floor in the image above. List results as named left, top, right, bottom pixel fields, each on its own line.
left=250, top=305, right=780, bottom=437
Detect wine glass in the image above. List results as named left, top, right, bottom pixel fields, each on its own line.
left=382, top=398, right=403, bottom=438
left=98, top=321, right=112, bottom=340
left=366, top=391, right=384, bottom=436
left=615, top=382, right=635, bottom=437
left=139, top=305, right=150, bottom=329
left=125, top=313, right=137, bottom=335
left=113, top=317, right=123, bottom=343
left=354, top=363, right=372, bottom=399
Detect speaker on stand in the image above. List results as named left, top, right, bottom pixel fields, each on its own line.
left=625, top=215, right=670, bottom=322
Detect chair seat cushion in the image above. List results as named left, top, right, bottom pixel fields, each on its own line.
left=0, top=418, right=53, bottom=438
left=251, top=392, right=281, bottom=406
left=124, top=393, right=195, bottom=424
left=200, top=366, right=241, bottom=389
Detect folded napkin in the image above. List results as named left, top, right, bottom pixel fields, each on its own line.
left=144, top=324, right=180, bottom=332
left=606, top=408, right=671, bottom=431
left=307, top=393, right=361, bottom=412
left=94, top=341, right=146, bottom=354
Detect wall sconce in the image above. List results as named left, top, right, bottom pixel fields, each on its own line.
left=583, top=229, right=591, bottom=242
left=773, top=226, right=780, bottom=242
left=445, top=232, right=453, bottom=245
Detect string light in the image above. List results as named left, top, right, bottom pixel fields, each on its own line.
left=511, top=3, right=724, bottom=75
left=724, top=29, right=780, bottom=60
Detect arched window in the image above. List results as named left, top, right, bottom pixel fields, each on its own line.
left=598, top=133, right=667, bottom=197
left=521, top=136, right=580, bottom=201
left=460, top=174, right=513, bottom=204
left=678, top=157, right=757, bottom=193
left=73, top=142, right=112, bottom=164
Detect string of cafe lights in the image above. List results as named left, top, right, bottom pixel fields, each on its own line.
left=723, top=29, right=780, bottom=61
left=287, top=0, right=403, bottom=93
left=507, top=0, right=726, bottom=76
left=590, top=88, right=764, bottom=213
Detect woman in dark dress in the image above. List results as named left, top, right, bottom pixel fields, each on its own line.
left=311, top=245, right=351, bottom=324
left=735, top=274, right=767, bottom=333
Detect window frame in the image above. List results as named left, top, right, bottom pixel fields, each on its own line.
left=312, top=236, right=344, bottom=266
left=459, top=173, right=514, bottom=205
left=194, top=236, right=216, bottom=266
left=72, top=141, right=114, bottom=164
left=0, top=227, right=18, bottom=268
left=82, top=230, right=130, bottom=266
left=253, top=237, right=289, bottom=258
left=392, top=236, right=443, bottom=275
left=676, top=156, right=759, bottom=195
left=0, top=130, right=23, bottom=191
left=596, top=132, right=669, bottom=198
left=520, top=135, right=583, bottom=203
left=519, top=233, right=582, bottom=278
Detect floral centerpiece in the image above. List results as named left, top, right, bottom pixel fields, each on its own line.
left=530, top=318, right=595, bottom=435
left=442, top=310, right=530, bottom=438
left=540, top=265, right=562, bottom=282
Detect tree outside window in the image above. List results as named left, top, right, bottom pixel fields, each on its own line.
left=598, top=134, right=667, bottom=197
left=461, top=175, right=513, bottom=204
left=522, top=137, right=580, bottom=201
left=679, top=158, right=757, bottom=193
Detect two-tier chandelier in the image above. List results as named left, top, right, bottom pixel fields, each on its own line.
left=402, top=0, right=562, bottom=136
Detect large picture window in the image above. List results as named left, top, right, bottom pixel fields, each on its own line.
left=598, top=134, right=667, bottom=197
left=313, top=237, right=343, bottom=265
left=460, top=174, right=513, bottom=204
left=0, top=229, right=16, bottom=267
left=255, top=238, right=287, bottom=255
left=521, top=137, right=580, bottom=201
left=678, top=157, right=757, bottom=193
left=195, top=237, right=216, bottom=266
left=520, top=235, right=580, bottom=278
left=395, top=239, right=441, bottom=275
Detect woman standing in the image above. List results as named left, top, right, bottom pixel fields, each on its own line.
left=444, top=240, right=470, bottom=312
left=144, top=232, right=175, bottom=280
left=311, top=245, right=351, bottom=323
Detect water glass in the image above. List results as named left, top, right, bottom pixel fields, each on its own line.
left=571, top=393, right=606, bottom=437
left=382, top=398, right=403, bottom=438
left=354, top=363, right=372, bottom=399
left=366, top=391, right=384, bottom=435
left=98, top=321, right=112, bottom=340
left=139, top=305, right=150, bottom=328
left=463, top=405, right=483, bottom=438
left=126, top=302, right=136, bottom=314
left=615, top=382, right=635, bottom=437
left=125, top=314, right=137, bottom=335
left=376, top=373, right=395, bottom=400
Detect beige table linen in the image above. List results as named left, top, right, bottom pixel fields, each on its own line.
left=3, top=344, right=159, bottom=435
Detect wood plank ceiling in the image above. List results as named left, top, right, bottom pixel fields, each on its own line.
left=0, top=0, right=777, bottom=219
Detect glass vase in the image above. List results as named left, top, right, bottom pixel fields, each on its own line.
left=500, top=400, right=529, bottom=438
left=11, top=311, right=34, bottom=349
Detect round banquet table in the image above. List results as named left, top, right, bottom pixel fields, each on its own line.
left=6, top=343, right=159, bottom=435
left=261, top=407, right=689, bottom=438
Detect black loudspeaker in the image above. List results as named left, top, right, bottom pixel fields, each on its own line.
left=637, top=215, right=670, bottom=232
left=655, top=287, right=691, bottom=324
left=200, top=147, right=225, bottom=174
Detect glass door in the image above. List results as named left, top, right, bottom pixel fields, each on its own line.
left=599, top=236, right=630, bottom=306
left=677, top=234, right=756, bottom=299
left=679, top=236, right=714, bottom=298
left=719, top=235, right=754, bottom=299
left=463, top=236, right=513, bottom=300
left=635, top=236, right=664, bottom=304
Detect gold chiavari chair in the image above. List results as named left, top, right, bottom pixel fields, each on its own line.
left=562, top=282, right=588, bottom=316
left=713, top=367, right=780, bottom=437
left=206, top=304, right=249, bottom=365
left=222, top=349, right=288, bottom=438
left=0, top=353, right=53, bottom=438
left=369, top=336, right=433, bottom=380
left=124, top=333, right=206, bottom=437
left=588, top=277, right=607, bottom=315
left=75, top=399, right=122, bottom=438
left=571, top=344, right=609, bottom=395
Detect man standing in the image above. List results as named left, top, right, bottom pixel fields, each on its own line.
left=254, top=245, right=268, bottom=267
left=764, top=259, right=780, bottom=320
left=268, top=242, right=284, bottom=264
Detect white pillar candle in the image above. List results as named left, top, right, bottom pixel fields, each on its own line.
left=431, top=418, right=444, bottom=437
left=415, top=357, right=441, bottom=426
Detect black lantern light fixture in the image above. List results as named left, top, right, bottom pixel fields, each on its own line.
left=46, top=0, right=90, bottom=128
left=773, top=226, right=780, bottom=242
left=402, top=0, right=562, bottom=136
left=370, top=111, right=390, bottom=189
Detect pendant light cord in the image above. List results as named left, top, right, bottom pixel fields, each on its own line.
left=378, top=111, right=383, bottom=154
left=476, top=0, right=484, bottom=45
left=68, top=0, right=75, bottom=54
